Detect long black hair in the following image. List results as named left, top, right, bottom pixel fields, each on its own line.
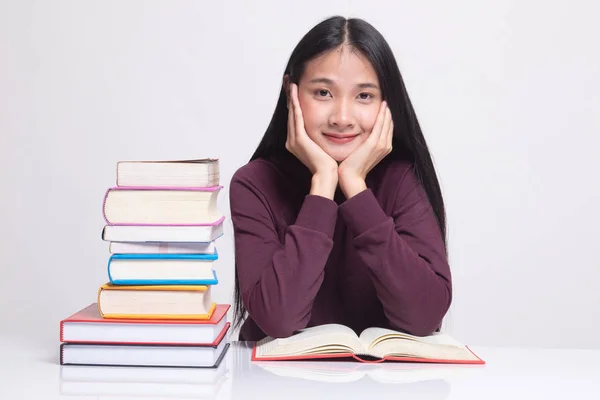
left=232, top=15, right=447, bottom=331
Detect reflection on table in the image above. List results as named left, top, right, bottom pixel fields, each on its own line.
left=58, top=341, right=485, bottom=399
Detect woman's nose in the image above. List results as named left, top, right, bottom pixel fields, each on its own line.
left=328, top=99, right=355, bottom=129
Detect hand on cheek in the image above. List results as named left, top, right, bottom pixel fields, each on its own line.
left=286, top=83, right=339, bottom=199
left=338, top=101, right=394, bottom=198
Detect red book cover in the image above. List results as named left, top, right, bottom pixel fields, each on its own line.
left=60, top=303, right=230, bottom=346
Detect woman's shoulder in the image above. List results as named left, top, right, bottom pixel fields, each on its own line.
left=229, top=156, right=310, bottom=216
left=230, top=155, right=309, bottom=192
left=231, top=157, right=280, bottom=186
left=228, top=159, right=282, bottom=209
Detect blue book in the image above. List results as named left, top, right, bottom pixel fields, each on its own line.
left=108, top=252, right=219, bottom=285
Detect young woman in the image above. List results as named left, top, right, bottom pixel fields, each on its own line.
left=229, top=16, right=451, bottom=341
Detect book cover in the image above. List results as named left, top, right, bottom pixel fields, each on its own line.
left=60, top=303, right=231, bottom=345
left=107, top=252, right=219, bottom=285
left=109, top=241, right=217, bottom=254
left=108, top=270, right=219, bottom=286
left=60, top=342, right=231, bottom=368
left=109, top=252, right=218, bottom=260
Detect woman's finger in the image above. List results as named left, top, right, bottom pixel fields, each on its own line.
left=387, top=118, right=394, bottom=149
left=287, top=85, right=295, bottom=143
left=367, top=101, right=387, bottom=146
left=291, top=83, right=306, bottom=139
left=380, top=106, right=392, bottom=148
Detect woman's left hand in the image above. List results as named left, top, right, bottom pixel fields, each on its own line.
left=338, top=101, right=394, bottom=198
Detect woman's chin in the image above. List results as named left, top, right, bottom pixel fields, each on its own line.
left=324, top=148, right=352, bottom=163
left=330, top=154, right=349, bottom=163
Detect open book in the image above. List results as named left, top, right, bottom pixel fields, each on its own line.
left=252, top=324, right=484, bottom=364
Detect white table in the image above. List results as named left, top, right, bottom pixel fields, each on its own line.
left=2, top=339, right=599, bottom=399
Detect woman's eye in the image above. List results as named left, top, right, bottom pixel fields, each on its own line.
left=358, top=92, right=373, bottom=100
left=315, top=89, right=331, bottom=97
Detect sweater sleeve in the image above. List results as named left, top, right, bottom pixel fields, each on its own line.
left=338, top=166, right=451, bottom=336
left=230, top=173, right=338, bottom=338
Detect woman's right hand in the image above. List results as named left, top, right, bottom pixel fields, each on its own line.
left=286, top=83, right=338, bottom=199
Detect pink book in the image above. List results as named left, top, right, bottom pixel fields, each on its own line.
left=102, top=186, right=224, bottom=226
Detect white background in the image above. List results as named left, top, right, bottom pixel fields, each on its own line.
left=1, top=0, right=598, bottom=349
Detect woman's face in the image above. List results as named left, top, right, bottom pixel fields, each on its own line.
left=296, top=46, right=383, bottom=162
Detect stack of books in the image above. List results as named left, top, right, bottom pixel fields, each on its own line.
left=59, top=159, right=230, bottom=368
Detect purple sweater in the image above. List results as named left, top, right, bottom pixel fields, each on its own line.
left=229, top=153, right=451, bottom=341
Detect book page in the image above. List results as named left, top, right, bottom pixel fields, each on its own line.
left=359, top=327, right=465, bottom=349
left=255, top=324, right=365, bottom=358
left=358, top=327, right=478, bottom=361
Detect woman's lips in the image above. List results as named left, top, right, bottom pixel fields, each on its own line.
left=323, top=133, right=359, bottom=144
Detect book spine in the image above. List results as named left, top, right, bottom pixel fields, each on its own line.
left=97, top=287, right=104, bottom=318
left=59, top=343, right=65, bottom=365
left=102, top=188, right=111, bottom=224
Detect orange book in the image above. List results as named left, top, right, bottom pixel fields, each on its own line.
left=252, top=324, right=485, bottom=365
left=60, top=303, right=230, bottom=345
left=97, top=283, right=215, bottom=320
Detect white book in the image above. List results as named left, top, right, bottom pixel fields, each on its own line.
left=60, top=357, right=227, bottom=383
left=103, top=187, right=223, bottom=225
left=97, top=284, right=213, bottom=319
left=116, top=158, right=220, bottom=187
left=102, top=223, right=224, bottom=243
left=109, top=241, right=216, bottom=254
left=60, top=338, right=230, bottom=368
left=108, top=254, right=218, bottom=284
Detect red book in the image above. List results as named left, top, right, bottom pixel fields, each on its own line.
left=60, top=303, right=230, bottom=345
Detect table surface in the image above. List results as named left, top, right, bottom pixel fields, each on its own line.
left=3, top=338, right=600, bottom=400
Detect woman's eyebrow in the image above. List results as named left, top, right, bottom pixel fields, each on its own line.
left=356, top=82, right=379, bottom=90
left=308, top=77, right=379, bottom=90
